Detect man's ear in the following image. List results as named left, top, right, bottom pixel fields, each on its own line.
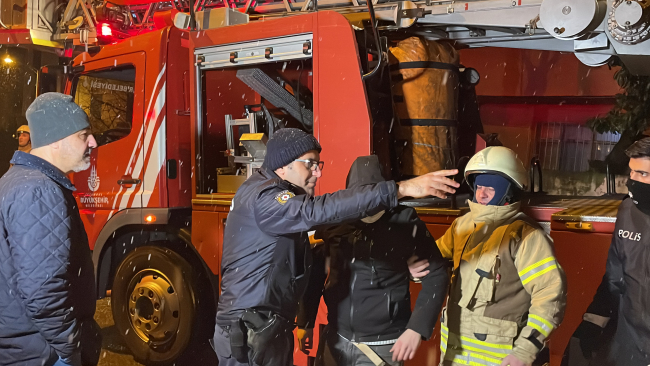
left=49, top=140, right=62, bottom=150
left=275, top=166, right=286, bottom=179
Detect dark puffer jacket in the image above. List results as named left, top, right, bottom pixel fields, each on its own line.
left=0, top=151, right=99, bottom=366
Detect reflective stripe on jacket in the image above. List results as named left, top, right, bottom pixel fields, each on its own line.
left=436, top=201, right=567, bottom=365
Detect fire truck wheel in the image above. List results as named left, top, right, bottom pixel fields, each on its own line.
left=111, top=246, right=198, bottom=365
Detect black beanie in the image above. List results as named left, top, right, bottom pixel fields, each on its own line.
left=26, top=92, right=90, bottom=149
left=263, top=128, right=322, bottom=171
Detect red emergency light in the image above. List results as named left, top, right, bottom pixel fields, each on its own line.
left=97, top=23, right=115, bottom=44
left=99, top=23, right=113, bottom=37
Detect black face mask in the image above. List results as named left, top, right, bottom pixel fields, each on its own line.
left=626, top=179, right=650, bottom=216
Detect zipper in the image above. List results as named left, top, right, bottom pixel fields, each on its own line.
left=349, top=271, right=357, bottom=342
left=370, top=259, right=376, bottom=285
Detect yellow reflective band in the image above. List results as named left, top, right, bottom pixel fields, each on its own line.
left=456, top=344, right=509, bottom=358
left=446, top=333, right=512, bottom=358
left=529, top=323, right=549, bottom=337
left=528, top=314, right=554, bottom=337
left=521, top=265, right=558, bottom=285
left=519, top=256, right=555, bottom=277
left=458, top=334, right=513, bottom=350
left=445, top=350, right=503, bottom=366
left=471, top=352, right=502, bottom=364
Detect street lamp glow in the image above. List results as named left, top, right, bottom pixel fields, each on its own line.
left=3, top=56, right=13, bottom=64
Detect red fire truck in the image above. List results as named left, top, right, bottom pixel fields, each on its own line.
left=4, top=0, right=650, bottom=364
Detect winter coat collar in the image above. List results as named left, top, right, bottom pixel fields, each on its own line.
left=468, top=200, right=520, bottom=226
left=9, top=151, right=76, bottom=191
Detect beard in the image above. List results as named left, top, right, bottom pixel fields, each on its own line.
left=61, top=140, right=92, bottom=172
left=71, top=155, right=91, bottom=172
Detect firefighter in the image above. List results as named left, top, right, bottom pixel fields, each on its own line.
left=434, top=146, right=566, bottom=366
left=213, top=128, right=460, bottom=366
left=15, top=125, right=32, bottom=153
left=0, top=93, right=101, bottom=366
left=568, top=137, right=650, bottom=366
left=296, top=155, right=449, bottom=366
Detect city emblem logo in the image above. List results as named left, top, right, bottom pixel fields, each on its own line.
left=275, top=190, right=295, bottom=205
left=88, top=166, right=100, bottom=192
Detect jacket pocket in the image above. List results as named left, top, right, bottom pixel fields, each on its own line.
left=468, top=315, right=518, bottom=354
left=473, top=255, right=497, bottom=303
left=388, top=287, right=410, bottom=323
left=459, top=256, right=498, bottom=309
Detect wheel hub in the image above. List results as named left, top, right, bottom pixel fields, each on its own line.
left=128, top=270, right=181, bottom=346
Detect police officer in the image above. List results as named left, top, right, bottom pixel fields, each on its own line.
left=213, top=128, right=460, bottom=366
left=435, top=146, right=566, bottom=366
left=569, top=137, right=650, bottom=366
left=15, top=125, right=32, bottom=153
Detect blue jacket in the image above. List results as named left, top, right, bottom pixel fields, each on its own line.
left=216, top=166, right=398, bottom=326
left=0, top=151, right=98, bottom=366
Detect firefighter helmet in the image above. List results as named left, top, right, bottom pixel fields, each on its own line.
left=465, top=146, right=528, bottom=191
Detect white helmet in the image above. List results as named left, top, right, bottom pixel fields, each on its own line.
left=465, top=146, right=528, bottom=191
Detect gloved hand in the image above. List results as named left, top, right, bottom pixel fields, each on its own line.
left=297, top=328, right=313, bottom=354
left=572, top=320, right=604, bottom=359
left=243, top=310, right=294, bottom=366
left=52, top=353, right=82, bottom=366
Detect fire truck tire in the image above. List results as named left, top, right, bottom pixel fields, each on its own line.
left=111, top=246, right=199, bottom=365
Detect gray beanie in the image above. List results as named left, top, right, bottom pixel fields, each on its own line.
left=26, top=92, right=90, bottom=149
left=263, top=128, right=322, bottom=171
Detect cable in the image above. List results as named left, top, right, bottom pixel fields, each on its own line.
left=362, top=0, right=383, bottom=80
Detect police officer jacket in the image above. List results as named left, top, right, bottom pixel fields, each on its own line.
left=437, top=201, right=566, bottom=366
left=581, top=198, right=650, bottom=365
left=216, top=166, right=399, bottom=326
left=297, top=205, right=449, bottom=343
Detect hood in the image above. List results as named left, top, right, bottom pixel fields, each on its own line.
left=347, top=155, right=386, bottom=221
left=468, top=200, right=521, bottom=225
left=346, top=155, right=385, bottom=189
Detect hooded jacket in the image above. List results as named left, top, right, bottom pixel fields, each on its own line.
left=298, top=156, right=449, bottom=343
left=437, top=201, right=566, bottom=366
left=0, top=151, right=99, bottom=366
left=216, top=166, right=399, bottom=327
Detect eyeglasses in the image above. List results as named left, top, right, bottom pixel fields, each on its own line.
left=294, top=159, right=325, bottom=171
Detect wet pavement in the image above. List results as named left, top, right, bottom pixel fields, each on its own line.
left=94, top=298, right=218, bottom=366
left=95, top=298, right=145, bottom=366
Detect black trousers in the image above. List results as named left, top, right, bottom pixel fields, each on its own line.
left=315, top=326, right=403, bottom=366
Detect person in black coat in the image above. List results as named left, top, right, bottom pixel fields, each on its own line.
left=213, top=129, right=460, bottom=366
left=0, top=93, right=102, bottom=366
left=565, top=137, right=650, bottom=366
left=297, top=155, right=449, bottom=366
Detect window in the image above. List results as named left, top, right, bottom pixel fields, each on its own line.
left=73, top=66, right=135, bottom=147
left=537, top=122, right=620, bottom=173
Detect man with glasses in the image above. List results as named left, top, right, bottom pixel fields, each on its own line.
left=213, top=128, right=460, bottom=366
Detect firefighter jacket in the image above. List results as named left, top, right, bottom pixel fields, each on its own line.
left=436, top=201, right=566, bottom=366
left=580, top=197, right=650, bottom=365
left=216, top=166, right=399, bottom=326
left=0, top=151, right=100, bottom=366
left=297, top=205, right=449, bottom=343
